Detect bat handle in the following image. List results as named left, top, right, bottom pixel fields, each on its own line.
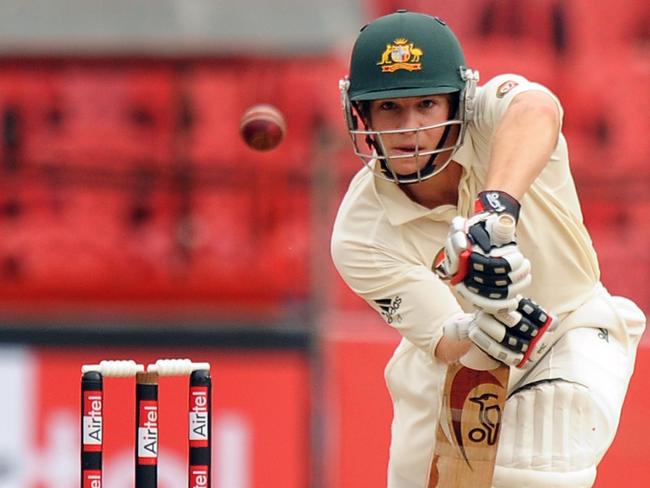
left=491, top=213, right=516, bottom=246
left=462, top=213, right=517, bottom=370
left=461, top=344, right=502, bottom=370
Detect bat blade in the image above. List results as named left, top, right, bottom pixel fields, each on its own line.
left=429, top=211, right=515, bottom=486
left=429, top=361, right=509, bottom=488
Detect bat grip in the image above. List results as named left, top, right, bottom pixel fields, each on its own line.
left=461, top=344, right=502, bottom=370
left=490, top=213, right=516, bottom=246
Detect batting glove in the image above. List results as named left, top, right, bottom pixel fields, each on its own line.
left=434, top=191, right=531, bottom=313
left=468, top=297, right=558, bottom=368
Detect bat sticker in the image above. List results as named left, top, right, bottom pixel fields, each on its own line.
left=447, top=368, right=505, bottom=467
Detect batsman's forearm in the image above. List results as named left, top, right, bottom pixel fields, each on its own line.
left=485, top=91, right=561, bottom=200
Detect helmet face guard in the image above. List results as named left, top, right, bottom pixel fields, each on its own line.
left=340, top=11, right=479, bottom=184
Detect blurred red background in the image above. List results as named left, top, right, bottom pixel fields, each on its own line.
left=0, top=0, right=647, bottom=486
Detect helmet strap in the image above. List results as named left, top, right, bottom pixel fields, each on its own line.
left=354, top=104, right=389, bottom=169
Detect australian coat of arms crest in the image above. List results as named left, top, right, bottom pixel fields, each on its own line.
left=377, top=38, right=423, bottom=72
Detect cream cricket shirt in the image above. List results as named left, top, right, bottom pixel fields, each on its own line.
left=331, top=73, right=633, bottom=366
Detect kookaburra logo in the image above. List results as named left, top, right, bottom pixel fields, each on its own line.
left=374, top=296, right=403, bottom=324
left=448, top=368, right=505, bottom=466
left=485, top=192, right=506, bottom=212
left=468, top=393, right=502, bottom=445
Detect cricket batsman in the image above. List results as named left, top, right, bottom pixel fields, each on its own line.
left=331, top=10, right=646, bottom=487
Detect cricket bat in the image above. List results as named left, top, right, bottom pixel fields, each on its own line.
left=428, top=213, right=515, bottom=487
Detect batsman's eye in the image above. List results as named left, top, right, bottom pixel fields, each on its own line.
left=380, top=101, right=399, bottom=112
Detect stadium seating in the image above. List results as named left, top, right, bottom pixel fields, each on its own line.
left=185, top=65, right=245, bottom=167
left=39, top=66, right=174, bottom=174
left=561, top=54, right=650, bottom=175
left=563, top=0, right=650, bottom=58
left=582, top=199, right=650, bottom=313
left=0, top=68, right=62, bottom=171
left=0, top=0, right=646, bottom=315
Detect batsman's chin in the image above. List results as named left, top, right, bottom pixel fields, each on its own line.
left=385, top=154, right=430, bottom=176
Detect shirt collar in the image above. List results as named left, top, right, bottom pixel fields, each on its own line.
left=372, top=131, right=475, bottom=226
left=373, top=165, right=458, bottom=225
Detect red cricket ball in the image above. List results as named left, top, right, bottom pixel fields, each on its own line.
left=239, top=104, right=286, bottom=151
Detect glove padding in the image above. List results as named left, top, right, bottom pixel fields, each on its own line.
left=435, top=214, right=531, bottom=313
left=443, top=297, right=558, bottom=368
left=467, top=298, right=558, bottom=369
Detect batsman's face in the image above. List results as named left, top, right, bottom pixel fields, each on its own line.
left=368, top=95, right=456, bottom=176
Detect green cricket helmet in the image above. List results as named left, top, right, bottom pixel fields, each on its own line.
left=339, top=10, right=479, bottom=183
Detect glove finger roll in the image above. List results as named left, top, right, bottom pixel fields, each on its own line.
left=464, top=281, right=509, bottom=299
left=507, top=258, right=531, bottom=282
left=474, top=313, right=508, bottom=341
left=505, top=274, right=532, bottom=297
left=456, top=284, right=521, bottom=313
left=465, top=272, right=512, bottom=288
left=468, top=327, right=523, bottom=366
left=469, top=253, right=511, bottom=275
left=499, top=251, right=526, bottom=271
